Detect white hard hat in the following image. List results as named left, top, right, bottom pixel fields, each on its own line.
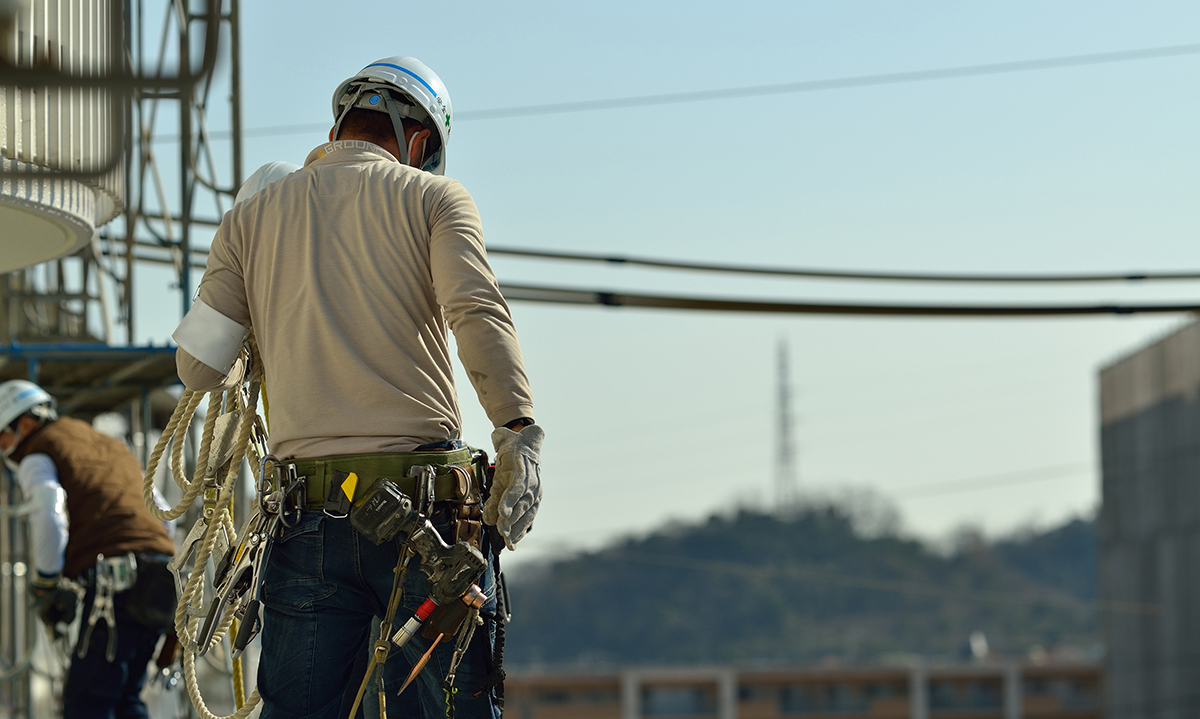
left=0, top=380, right=54, bottom=431
left=330, top=56, right=453, bottom=175
left=235, top=162, right=301, bottom=205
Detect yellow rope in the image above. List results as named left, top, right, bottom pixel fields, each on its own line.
left=260, top=373, right=270, bottom=432
left=228, top=458, right=246, bottom=712
left=230, top=618, right=245, bottom=709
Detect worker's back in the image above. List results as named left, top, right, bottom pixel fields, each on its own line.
left=12, top=417, right=174, bottom=578
left=200, top=139, right=526, bottom=459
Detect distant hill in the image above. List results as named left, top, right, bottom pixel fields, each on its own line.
left=504, top=505, right=1098, bottom=669
left=992, top=517, right=1096, bottom=600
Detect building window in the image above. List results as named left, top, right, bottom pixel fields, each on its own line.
left=739, top=684, right=776, bottom=702
left=643, top=687, right=718, bottom=717
left=1023, top=678, right=1100, bottom=709
left=535, top=689, right=619, bottom=706
left=780, top=683, right=871, bottom=714
left=929, top=679, right=1003, bottom=711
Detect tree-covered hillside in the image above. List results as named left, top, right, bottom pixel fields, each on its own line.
left=505, top=505, right=1098, bottom=669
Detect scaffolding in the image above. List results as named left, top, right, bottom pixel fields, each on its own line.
left=0, top=0, right=242, bottom=714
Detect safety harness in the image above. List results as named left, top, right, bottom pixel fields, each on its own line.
left=141, top=339, right=507, bottom=719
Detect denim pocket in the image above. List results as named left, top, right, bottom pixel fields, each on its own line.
left=262, top=511, right=337, bottom=611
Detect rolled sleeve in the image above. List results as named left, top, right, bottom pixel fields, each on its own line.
left=176, top=347, right=239, bottom=392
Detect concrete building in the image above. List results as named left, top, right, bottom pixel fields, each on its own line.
left=1099, top=320, right=1200, bottom=719
left=505, top=663, right=1101, bottom=719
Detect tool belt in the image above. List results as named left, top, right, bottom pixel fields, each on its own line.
left=76, top=552, right=177, bottom=631
left=77, top=553, right=139, bottom=591
left=281, top=447, right=487, bottom=549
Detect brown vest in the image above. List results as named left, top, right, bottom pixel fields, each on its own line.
left=12, top=417, right=175, bottom=579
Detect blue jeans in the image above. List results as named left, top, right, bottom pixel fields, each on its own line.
left=63, top=588, right=163, bottom=719
left=258, top=509, right=501, bottom=719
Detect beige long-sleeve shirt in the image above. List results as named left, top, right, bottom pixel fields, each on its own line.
left=177, top=140, right=534, bottom=459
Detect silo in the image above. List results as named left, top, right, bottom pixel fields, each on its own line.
left=0, top=0, right=123, bottom=273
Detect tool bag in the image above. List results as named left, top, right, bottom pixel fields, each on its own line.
left=126, top=554, right=178, bottom=630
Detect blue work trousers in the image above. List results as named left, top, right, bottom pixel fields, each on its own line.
left=257, top=510, right=500, bottom=719
left=63, top=588, right=162, bottom=719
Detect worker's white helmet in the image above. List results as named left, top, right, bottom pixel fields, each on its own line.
left=331, top=56, right=453, bottom=175
left=235, top=162, right=301, bottom=205
left=0, top=380, right=55, bottom=431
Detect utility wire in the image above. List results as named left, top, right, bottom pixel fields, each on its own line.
left=129, top=242, right=1200, bottom=303
left=499, top=282, right=1200, bottom=317
left=893, top=463, right=1093, bottom=499
left=489, top=246, right=1200, bottom=284
left=139, top=238, right=1200, bottom=285
left=152, top=41, right=1200, bottom=143
left=459, top=41, right=1200, bottom=121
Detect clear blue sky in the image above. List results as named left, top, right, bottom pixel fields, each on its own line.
left=133, top=1, right=1200, bottom=564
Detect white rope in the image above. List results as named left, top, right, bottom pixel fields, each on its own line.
left=142, top=340, right=264, bottom=719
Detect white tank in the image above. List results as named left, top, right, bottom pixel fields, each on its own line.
left=0, top=0, right=124, bottom=273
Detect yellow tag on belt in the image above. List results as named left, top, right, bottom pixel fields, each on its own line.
left=341, top=472, right=359, bottom=502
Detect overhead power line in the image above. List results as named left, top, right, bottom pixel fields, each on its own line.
left=894, top=463, right=1092, bottom=499
left=459, top=41, right=1200, bottom=121
left=489, top=245, right=1200, bottom=284
left=155, top=41, right=1200, bottom=142
left=149, top=236, right=1200, bottom=285
left=154, top=243, right=1200, bottom=312
left=499, top=282, right=1200, bottom=317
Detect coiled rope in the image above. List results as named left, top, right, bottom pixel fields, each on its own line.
left=142, top=339, right=264, bottom=719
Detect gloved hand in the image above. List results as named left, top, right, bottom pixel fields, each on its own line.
left=30, top=575, right=78, bottom=629
left=483, top=424, right=544, bottom=550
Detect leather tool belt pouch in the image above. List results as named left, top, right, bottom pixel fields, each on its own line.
left=446, top=464, right=483, bottom=550
left=126, top=554, right=178, bottom=630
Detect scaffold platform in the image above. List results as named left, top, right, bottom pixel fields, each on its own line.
left=0, top=342, right=179, bottom=420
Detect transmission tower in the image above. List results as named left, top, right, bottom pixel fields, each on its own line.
left=775, top=338, right=798, bottom=510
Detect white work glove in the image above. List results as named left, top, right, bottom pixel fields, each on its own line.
left=483, top=424, right=544, bottom=550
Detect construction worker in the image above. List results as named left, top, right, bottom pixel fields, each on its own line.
left=0, top=379, right=176, bottom=719
left=173, top=55, right=542, bottom=719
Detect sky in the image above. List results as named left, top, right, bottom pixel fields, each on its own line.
left=124, top=1, right=1200, bottom=567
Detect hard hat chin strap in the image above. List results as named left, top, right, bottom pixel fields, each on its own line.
left=2, top=425, right=25, bottom=459
left=2, top=408, right=52, bottom=459
left=380, top=95, right=413, bottom=167
left=331, top=87, right=365, bottom=144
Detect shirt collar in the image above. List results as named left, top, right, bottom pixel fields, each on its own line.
left=303, top=139, right=397, bottom=167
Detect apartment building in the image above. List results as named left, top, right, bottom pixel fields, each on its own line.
left=505, top=663, right=1101, bottom=719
